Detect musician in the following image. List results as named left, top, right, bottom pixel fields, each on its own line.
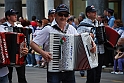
left=30, top=4, right=96, bottom=83
left=48, top=9, right=55, bottom=23
left=40, top=9, right=55, bottom=68
left=77, top=5, right=105, bottom=83
left=0, top=9, right=28, bottom=83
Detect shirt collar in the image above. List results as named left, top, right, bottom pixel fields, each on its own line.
left=86, top=18, right=98, bottom=27
left=51, top=19, right=69, bottom=33
left=51, top=19, right=68, bottom=27
left=6, top=21, right=17, bottom=27
left=6, top=21, right=12, bottom=27
left=51, top=19, right=58, bottom=27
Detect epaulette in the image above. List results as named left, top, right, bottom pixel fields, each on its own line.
left=1, top=22, right=8, bottom=26
left=78, top=22, right=94, bottom=27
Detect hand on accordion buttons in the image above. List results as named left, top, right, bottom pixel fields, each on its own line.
left=90, top=41, right=96, bottom=53
left=42, top=51, right=52, bottom=62
left=21, top=43, right=29, bottom=56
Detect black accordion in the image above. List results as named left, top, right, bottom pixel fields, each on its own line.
left=95, top=26, right=107, bottom=44
left=13, top=27, right=32, bottom=49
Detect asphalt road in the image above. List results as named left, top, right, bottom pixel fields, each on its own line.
left=11, top=67, right=124, bottom=83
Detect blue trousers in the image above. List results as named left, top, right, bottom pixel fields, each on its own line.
left=47, top=71, right=75, bottom=83
left=114, top=58, right=124, bottom=71
left=0, top=75, right=9, bottom=83
left=26, top=53, right=34, bottom=65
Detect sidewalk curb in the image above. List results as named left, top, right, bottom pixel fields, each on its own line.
left=102, top=67, right=113, bottom=73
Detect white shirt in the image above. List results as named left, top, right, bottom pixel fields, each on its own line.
left=0, top=21, right=16, bottom=32
left=77, top=18, right=98, bottom=34
left=120, top=31, right=124, bottom=38
left=33, top=26, right=43, bottom=38
left=33, top=19, right=78, bottom=51
left=77, top=18, right=104, bottom=54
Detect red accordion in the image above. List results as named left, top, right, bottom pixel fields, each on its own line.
left=105, top=26, right=120, bottom=48
left=0, top=32, right=25, bottom=67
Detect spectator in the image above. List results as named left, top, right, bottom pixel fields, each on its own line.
left=18, top=16, right=27, bottom=27
left=77, top=12, right=86, bottom=77
left=102, top=17, right=109, bottom=27
left=103, top=9, right=108, bottom=19
left=67, top=15, right=77, bottom=29
left=112, top=19, right=124, bottom=36
left=30, top=16, right=37, bottom=31
left=102, top=17, right=114, bottom=68
left=96, top=15, right=103, bottom=25
left=111, top=46, right=124, bottom=74
left=33, top=20, right=43, bottom=68
left=107, top=8, right=115, bottom=28
left=78, top=12, right=85, bottom=23
left=24, top=20, right=35, bottom=67
left=0, top=17, right=6, bottom=24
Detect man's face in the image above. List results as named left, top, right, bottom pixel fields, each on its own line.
left=19, top=17, right=23, bottom=22
left=103, top=10, right=107, bottom=16
left=7, top=14, right=17, bottom=22
left=107, top=12, right=111, bottom=17
left=48, top=13, right=55, bottom=23
left=78, top=16, right=83, bottom=22
left=55, top=12, right=69, bottom=24
left=87, top=11, right=97, bottom=20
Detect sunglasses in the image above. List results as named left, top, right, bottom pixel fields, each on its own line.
left=58, top=12, right=69, bottom=17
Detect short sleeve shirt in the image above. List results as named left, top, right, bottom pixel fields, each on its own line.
left=33, top=19, right=78, bottom=51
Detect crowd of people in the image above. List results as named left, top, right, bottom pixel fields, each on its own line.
left=0, top=3, right=124, bottom=83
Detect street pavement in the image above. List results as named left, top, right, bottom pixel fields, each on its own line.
left=12, top=67, right=124, bottom=83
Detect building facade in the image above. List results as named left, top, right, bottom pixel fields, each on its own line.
left=0, top=0, right=124, bottom=23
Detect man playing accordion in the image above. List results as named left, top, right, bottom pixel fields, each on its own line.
left=30, top=4, right=96, bottom=83
left=77, top=5, right=105, bottom=83
left=0, top=9, right=28, bottom=83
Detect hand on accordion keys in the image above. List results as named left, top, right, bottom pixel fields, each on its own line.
left=20, top=42, right=28, bottom=56
left=90, top=40, right=96, bottom=53
left=41, top=51, right=52, bottom=62
left=89, top=33, right=96, bottom=53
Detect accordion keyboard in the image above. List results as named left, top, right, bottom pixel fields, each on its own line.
left=48, top=33, right=61, bottom=72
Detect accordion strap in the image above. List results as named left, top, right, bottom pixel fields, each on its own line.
left=52, top=24, right=69, bottom=34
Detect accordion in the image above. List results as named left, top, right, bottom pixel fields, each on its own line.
left=13, top=27, right=32, bottom=49
left=0, top=32, right=25, bottom=67
left=4, top=26, right=32, bottom=49
left=48, top=33, right=98, bottom=72
left=95, top=26, right=107, bottom=44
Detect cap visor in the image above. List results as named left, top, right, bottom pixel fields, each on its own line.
left=56, top=10, right=70, bottom=14
left=90, top=10, right=97, bottom=12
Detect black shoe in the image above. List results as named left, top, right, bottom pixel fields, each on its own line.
left=80, top=70, right=85, bottom=77
left=40, top=65, right=45, bottom=68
